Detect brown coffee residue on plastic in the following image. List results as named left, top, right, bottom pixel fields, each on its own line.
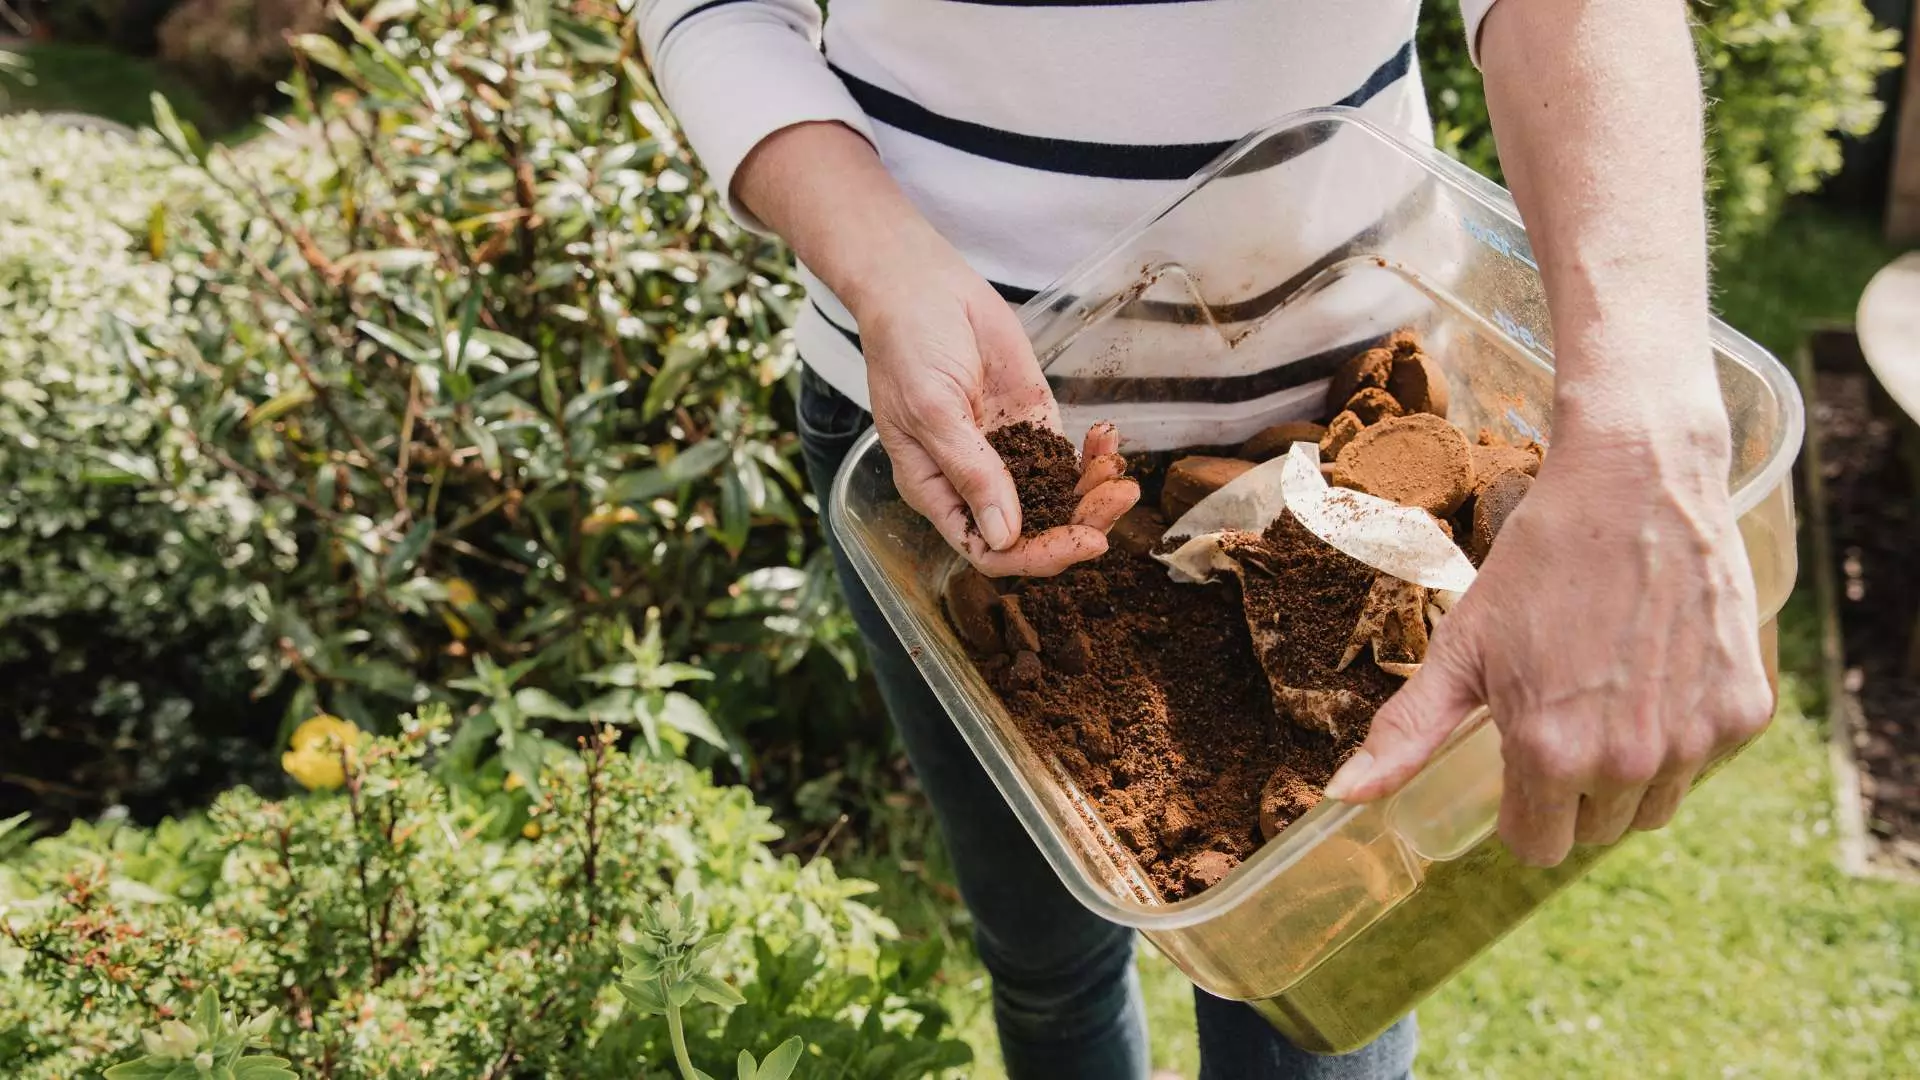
left=937, top=329, right=1541, bottom=901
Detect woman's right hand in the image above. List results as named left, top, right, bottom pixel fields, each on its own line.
left=733, top=121, right=1136, bottom=576
left=852, top=245, right=1139, bottom=577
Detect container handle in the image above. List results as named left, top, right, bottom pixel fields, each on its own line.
left=1386, top=707, right=1502, bottom=862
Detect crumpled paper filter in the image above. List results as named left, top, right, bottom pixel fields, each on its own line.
left=1155, top=443, right=1477, bottom=736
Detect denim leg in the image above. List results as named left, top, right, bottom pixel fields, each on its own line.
left=797, top=369, right=1149, bottom=1080
left=1195, top=995, right=1418, bottom=1080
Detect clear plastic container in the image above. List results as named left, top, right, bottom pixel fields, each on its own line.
left=827, top=107, right=1802, bottom=1054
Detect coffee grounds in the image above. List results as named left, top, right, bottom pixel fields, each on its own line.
left=988, top=421, right=1082, bottom=534
left=974, top=550, right=1311, bottom=900
left=959, top=511, right=1392, bottom=901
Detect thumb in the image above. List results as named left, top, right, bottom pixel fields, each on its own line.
left=1324, top=629, right=1483, bottom=803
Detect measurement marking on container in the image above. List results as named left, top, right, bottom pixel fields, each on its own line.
left=1461, top=218, right=1539, bottom=270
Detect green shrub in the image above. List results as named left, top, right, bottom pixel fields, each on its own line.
left=0, top=114, right=278, bottom=820
left=0, top=710, right=972, bottom=1078
left=129, top=0, right=863, bottom=769
left=1417, top=0, right=1903, bottom=240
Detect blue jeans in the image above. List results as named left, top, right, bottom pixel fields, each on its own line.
left=797, top=367, right=1417, bottom=1080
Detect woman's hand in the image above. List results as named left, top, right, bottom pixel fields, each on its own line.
left=855, top=250, right=1138, bottom=577
left=1325, top=412, right=1773, bottom=865
left=735, top=121, right=1136, bottom=578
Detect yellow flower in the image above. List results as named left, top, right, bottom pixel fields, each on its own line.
left=445, top=578, right=478, bottom=608
left=521, top=821, right=541, bottom=839
left=502, top=772, right=525, bottom=792
left=281, top=713, right=364, bottom=792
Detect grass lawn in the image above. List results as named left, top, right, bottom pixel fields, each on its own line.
left=847, top=203, right=1920, bottom=1078
left=0, top=42, right=213, bottom=132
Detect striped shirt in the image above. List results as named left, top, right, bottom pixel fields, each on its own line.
left=638, top=1, right=1503, bottom=413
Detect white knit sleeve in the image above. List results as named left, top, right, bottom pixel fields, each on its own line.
left=638, top=0, right=877, bottom=232
left=1458, top=0, right=1506, bottom=69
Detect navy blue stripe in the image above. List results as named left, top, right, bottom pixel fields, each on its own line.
left=813, top=300, right=863, bottom=350
left=828, top=39, right=1414, bottom=180
left=659, top=0, right=753, bottom=47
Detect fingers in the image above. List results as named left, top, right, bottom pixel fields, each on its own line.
left=1075, top=452, right=1127, bottom=496
left=1324, top=630, right=1483, bottom=803
left=1630, top=776, right=1691, bottom=831
left=1573, top=786, right=1646, bottom=847
left=1071, top=478, right=1140, bottom=532
left=975, top=526, right=1110, bottom=578
left=1500, top=763, right=1581, bottom=867
left=1082, top=421, right=1120, bottom=461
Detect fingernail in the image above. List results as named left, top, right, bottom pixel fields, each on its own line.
left=979, top=505, right=1014, bottom=551
left=1323, top=749, right=1374, bottom=802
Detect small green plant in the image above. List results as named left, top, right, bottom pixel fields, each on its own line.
left=104, top=988, right=295, bottom=1080
left=618, top=898, right=807, bottom=1080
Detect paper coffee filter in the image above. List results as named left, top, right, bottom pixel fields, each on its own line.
left=1154, top=442, right=1478, bottom=594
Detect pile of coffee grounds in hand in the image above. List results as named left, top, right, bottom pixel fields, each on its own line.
left=987, top=421, right=1082, bottom=534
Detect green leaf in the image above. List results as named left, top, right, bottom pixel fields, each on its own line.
left=646, top=662, right=715, bottom=689
left=756, top=1037, right=806, bottom=1080
left=149, top=93, right=204, bottom=163
left=512, top=687, right=577, bottom=720
left=231, top=1057, right=297, bottom=1080
left=103, top=1062, right=176, bottom=1080
left=469, top=328, right=538, bottom=361
left=538, top=361, right=562, bottom=418
left=381, top=520, right=434, bottom=581
left=290, top=33, right=355, bottom=78
left=689, top=972, right=746, bottom=1009
left=362, top=0, right=418, bottom=27
left=332, top=3, right=424, bottom=97
left=606, top=439, right=730, bottom=504
left=469, top=361, right=540, bottom=404
left=656, top=691, right=728, bottom=751
left=357, top=321, right=437, bottom=364
left=738, top=1050, right=758, bottom=1080
left=550, top=16, right=623, bottom=64
left=615, top=978, right=667, bottom=1017
left=562, top=380, right=630, bottom=424
left=336, top=249, right=437, bottom=275
left=642, top=337, right=705, bottom=418
left=245, top=386, right=314, bottom=429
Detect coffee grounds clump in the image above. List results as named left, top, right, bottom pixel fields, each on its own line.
left=988, top=421, right=1082, bottom=534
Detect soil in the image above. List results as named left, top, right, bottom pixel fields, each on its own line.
left=988, top=421, right=1082, bottom=534
left=1807, top=332, right=1920, bottom=874
left=941, top=329, right=1540, bottom=900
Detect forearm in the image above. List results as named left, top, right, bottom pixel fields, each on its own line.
left=1480, top=0, right=1724, bottom=452
left=733, top=122, right=961, bottom=320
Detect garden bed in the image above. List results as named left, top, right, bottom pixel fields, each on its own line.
left=1800, top=327, right=1920, bottom=881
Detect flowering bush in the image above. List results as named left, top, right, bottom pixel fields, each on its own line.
left=0, top=710, right=971, bottom=1078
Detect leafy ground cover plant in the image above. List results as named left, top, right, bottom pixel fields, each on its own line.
left=0, top=709, right=972, bottom=1078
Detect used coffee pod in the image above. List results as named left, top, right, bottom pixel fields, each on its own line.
left=1161, top=456, right=1256, bottom=520
left=1331, top=413, right=1476, bottom=517
left=1239, top=421, right=1328, bottom=462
